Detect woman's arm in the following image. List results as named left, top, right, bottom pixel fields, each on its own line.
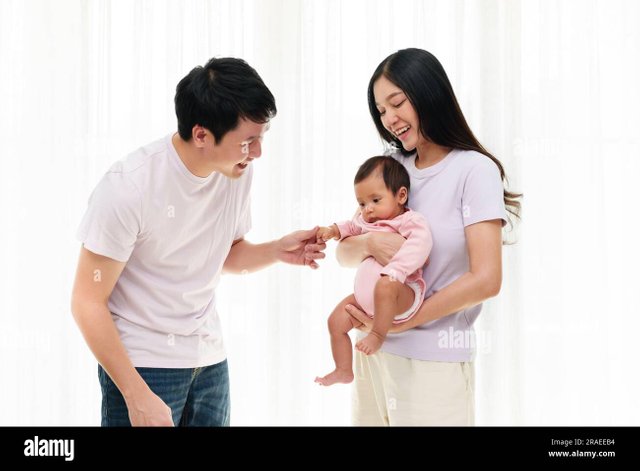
left=335, top=234, right=369, bottom=267
left=336, top=232, right=406, bottom=268
left=346, top=219, right=503, bottom=331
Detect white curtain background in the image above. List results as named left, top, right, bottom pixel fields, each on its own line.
left=0, top=0, right=638, bottom=425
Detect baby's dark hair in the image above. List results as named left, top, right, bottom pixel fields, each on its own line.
left=354, top=156, right=410, bottom=204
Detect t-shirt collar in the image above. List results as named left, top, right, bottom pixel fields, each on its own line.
left=406, top=148, right=458, bottom=179
left=166, top=133, right=215, bottom=185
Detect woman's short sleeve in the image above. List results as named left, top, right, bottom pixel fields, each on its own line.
left=461, top=158, right=508, bottom=227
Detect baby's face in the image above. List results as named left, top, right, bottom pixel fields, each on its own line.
left=355, top=173, right=405, bottom=223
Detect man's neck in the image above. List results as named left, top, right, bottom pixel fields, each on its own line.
left=171, top=133, right=215, bottom=178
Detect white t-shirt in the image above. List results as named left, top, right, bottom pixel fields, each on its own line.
left=77, top=134, right=252, bottom=368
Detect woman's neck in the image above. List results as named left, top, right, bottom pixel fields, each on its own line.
left=415, top=139, right=452, bottom=169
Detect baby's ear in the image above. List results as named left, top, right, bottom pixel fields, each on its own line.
left=397, top=187, right=408, bottom=204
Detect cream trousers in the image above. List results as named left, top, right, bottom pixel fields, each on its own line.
left=352, top=350, right=475, bottom=426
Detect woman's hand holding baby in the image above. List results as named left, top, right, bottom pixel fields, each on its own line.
left=365, top=232, right=406, bottom=265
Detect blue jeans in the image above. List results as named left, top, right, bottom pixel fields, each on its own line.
left=98, top=360, right=230, bottom=426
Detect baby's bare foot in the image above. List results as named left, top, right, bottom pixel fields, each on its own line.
left=355, top=333, right=384, bottom=355
left=314, top=368, right=354, bottom=386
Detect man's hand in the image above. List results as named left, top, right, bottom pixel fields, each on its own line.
left=126, top=388, right=174, bottom=426
left=276, top=227, right=327, bottom=269
left=316, top=224, right=340, bottom=242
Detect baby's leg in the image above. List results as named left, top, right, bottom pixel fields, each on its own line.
left=315, top=293, right=363, bottom=386
left=356, top=276, right=415, bottom=355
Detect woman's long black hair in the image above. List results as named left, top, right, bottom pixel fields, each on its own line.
left=367, top=48, right=521, bottom=221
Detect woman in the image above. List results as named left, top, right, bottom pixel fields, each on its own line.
left=337, top=48, right=521, bottom=426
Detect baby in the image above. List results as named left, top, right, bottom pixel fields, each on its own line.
left=315, top=156, right=432, bottom=386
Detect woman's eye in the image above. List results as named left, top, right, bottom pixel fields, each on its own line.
left=378, top=109, right=386, bottom=116
left=392, top=99, right=405, bottom=108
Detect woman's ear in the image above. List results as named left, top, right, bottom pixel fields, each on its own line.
left=397, top=187, right=408, bottom=205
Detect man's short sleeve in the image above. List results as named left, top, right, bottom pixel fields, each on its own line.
left=76, top=172, right=141, bottom=262
left=461, top=158, right=508, bottom=227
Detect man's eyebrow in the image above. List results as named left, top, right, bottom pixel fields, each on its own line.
left=375, top=91, right=404, bottom=106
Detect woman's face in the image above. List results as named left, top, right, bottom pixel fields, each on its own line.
left=373, top=75, right=421, bottom=151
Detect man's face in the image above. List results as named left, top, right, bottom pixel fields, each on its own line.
left=209, top=118, right=270, bottom=179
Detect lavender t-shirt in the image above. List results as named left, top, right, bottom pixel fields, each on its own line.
left=381, top=149, right=507, bottom=362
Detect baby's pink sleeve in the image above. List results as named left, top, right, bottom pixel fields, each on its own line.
left=335, top=220, right=364, bottom=240
left=379, top=212, right=433, bottom=283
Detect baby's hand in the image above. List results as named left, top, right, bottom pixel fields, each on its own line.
left=316, top=225, right=339, bottom=242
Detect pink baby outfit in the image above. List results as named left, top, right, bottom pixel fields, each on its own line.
left=336, top=209, right=432, bottom=323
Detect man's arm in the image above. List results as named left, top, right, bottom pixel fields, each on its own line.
left=222, top=227, right=327, bottom=274
left=222, top=238, right=278, bottom=274
left=70, top=247, right=173, bottom=426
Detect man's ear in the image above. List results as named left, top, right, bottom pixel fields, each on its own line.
left=397, top=186, right=408, bottom=205
left=192, top=125, right=211, bottom=148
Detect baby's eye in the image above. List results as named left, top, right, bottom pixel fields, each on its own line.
left=373, top=198, right=380, bottom=203
left=358, top=203, right=365, bottom=207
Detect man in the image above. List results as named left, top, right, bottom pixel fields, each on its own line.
left=71, top=57, right=326, bottom=426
